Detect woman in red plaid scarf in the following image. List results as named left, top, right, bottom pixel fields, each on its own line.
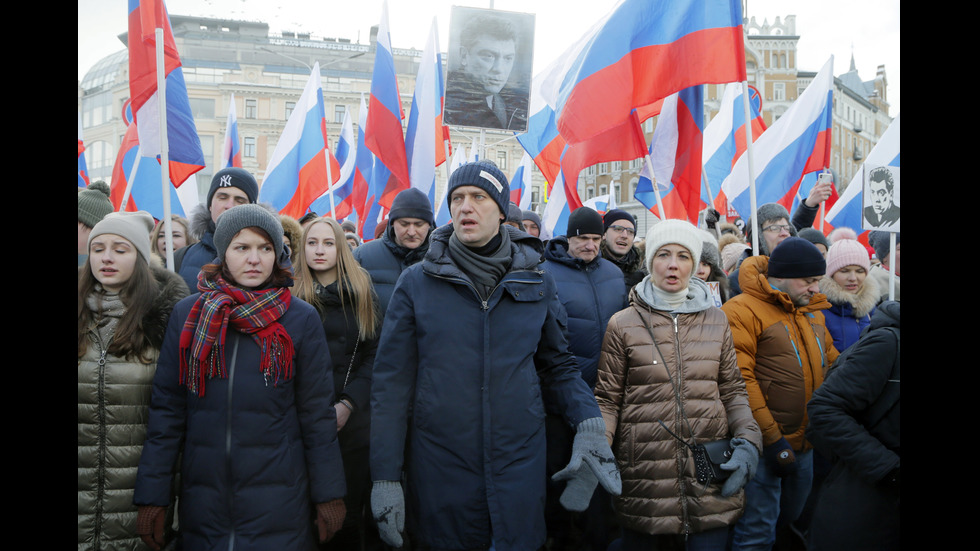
left=134, top=204, right=347, bottom=551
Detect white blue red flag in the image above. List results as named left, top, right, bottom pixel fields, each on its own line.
left=826, top=113, right=900, bottom=242
left=553, top=0, right=745, bottom=149
left=127, top=0, right=205, bottom=186
left=109, top=118, right=199, bottom=218
left=540, top=168, right=571, bottom=240
left=78, top=112, right=90, bottom=187
left=311, top=106, right=357, bottom=219
left=365, top=1, right=410, bottom=210
left=222, top=93, right=242, bottom=168
left=721, top=56, right=835, bottom=221
left=259, top=62, right=341, bottom=218
left=702, top=82, right=767, bottom=213
left=509, top=152, right=534, bottom=211
left=633, top=85, right=706, bottom=223
left=434, top=144, right=468, bottom=228
left=583, top=193, right=616, bottom=217
left=405, top=19, right=447, bottom=207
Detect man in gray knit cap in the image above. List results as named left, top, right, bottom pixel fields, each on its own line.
left=369, top=161, right=621, bottom=551
left=78, top=181, right=114, bottom=266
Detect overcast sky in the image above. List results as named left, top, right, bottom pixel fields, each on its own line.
left=78, top=0, right=900, bottom=115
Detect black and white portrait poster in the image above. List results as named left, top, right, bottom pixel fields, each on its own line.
left=444, top=6, right=534, bottom=132
left=861, top=165, right=900, bottom=232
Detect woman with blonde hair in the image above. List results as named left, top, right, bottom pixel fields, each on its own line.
left=149, top=214, right=197, bottom=269
left=294, top=216, right=381, bottom=550
left=79, top=211, right=188, bottom=550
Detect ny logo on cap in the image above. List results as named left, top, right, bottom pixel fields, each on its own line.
left=219, top=174, right=233, bottom=187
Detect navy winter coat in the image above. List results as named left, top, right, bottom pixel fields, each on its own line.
left=353, top=224, right=430, bottom=314
left=134, top=292, right=346, bottom=551
left=542, top=237, right=628, bottom=389
left=176, top=231, right=218, bottom=291
left=370, top=225, right=602, bottom=551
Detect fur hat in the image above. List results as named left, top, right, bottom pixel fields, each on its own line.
left=768, top=237, right=825, bottom=278
left=89, top=210, right=155, bottom=262
left=869, top=230, right=900, bottom=263
left=644, top=219, right=703, bottom=272
left=279, top=214, right=304, bottom=263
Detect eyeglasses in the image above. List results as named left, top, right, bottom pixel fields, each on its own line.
left=608, top=225, right=636, bottom=236
left=762, top=224, right=792, bottom=234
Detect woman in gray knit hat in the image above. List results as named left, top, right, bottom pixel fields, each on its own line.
left=134, top=204, right=348, bottom=550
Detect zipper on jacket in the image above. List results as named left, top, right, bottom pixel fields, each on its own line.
left=93, top=330, right=109, bottom=550
left=781, top=323, right=803, bottom=367
left=226, top=335, right=239, bottom=551
left=670, top=314, right=694, bottom=535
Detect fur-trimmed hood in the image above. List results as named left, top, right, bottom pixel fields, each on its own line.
left=144, top=264, right=191, bottom=348
left=819, top=272, right=880, bottom=319
left=189, top=204, right=215, bottom=241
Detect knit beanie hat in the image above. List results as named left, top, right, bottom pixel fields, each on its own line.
left=446, top=161, right=509, bottom=216
left=721, top=242, right=750, bottom=273
left=768, top=237, right=826, bottom=278
left=213, top=204, right=285, bottom=263
left=78, top=181, right=114, bottom=228
left=207, top=167, right=259, bottom=208
left=88, top=210, right=155, bottom=262
left=388, top=188, right=435, bottom=226
left=825, top=238, right=870, bottom=277
left=644, top=219, right=703, bottom=272
left=506, top=203, right=523, bottom=226
left=798, top=228, right=830, bottom=251
left=566, top=207, right=604, bottom=237
left=522, top=210, right=541, bottom=228
left=700, top=239, right=722, bottom=272
left=869, top=230, right=900, bottom=262
left=603, top=208, right=636, bottom=233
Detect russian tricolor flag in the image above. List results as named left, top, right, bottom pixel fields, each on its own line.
left=78, top=112, right=90, bottom=188
left=826, top=113, right=900, bottom=241
left=365, top=1, right=410, bottom=210
left=127, top=0, right=205, bottom=187
left=109, top=119, right=199, bottom=219
left=721, top=56, right=835, bottom=221
left=259, top=62, right=341, bottom=218
left=405, top=19, right=447, bottom=208
left=634, top=85, right=706, bottom=223
left=310, top=106, right=357, bottom=219
left=540, top=168, right=571, bottom=240
left=702, top=82, right=767, bottom=214
left=510, top=152, right=534, bottom=211
left=553, top=0, right=745, bottom=148
left=222, top=93, right=242, bottom=169
left=434, top=144, right=468, bottom=228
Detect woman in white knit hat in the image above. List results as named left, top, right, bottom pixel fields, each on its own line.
left=595, top=219, right=762, bottom=550
left=818, top=238, right=879, bottom=354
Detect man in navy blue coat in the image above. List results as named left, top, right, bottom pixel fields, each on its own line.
left=369, top=161, right=621, bottom=551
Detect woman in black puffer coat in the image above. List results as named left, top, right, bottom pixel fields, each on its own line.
left=294, top=216, right=381, bottom=550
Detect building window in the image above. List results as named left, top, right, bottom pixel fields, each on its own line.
left=587, top=186, right=595, bottom=199
left=244, top=136, right=256, bottom=158
left=245, top=99, right=257, bottom=119
left=496, top=150, right=508, bottom=171
left=598, top=163, right=609, bottom=175
left=285, top=101, right=295, bottom=119
left=773, top=83, right=785, bottom=102
left=334, top=105, right=345, bottom=124
left=189, top=98, right=215, bottom=119
left=599, top=184, right=608, bottom=196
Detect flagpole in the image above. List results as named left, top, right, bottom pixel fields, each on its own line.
left=740, top=80, right=760, bottom=256
left=156, top=26, right=176, bottom=272
left=326, top=142, right=336, bottom=219
left=120, top=147, right=141, bottom=213
left=641, top=153, right=667, bottom=220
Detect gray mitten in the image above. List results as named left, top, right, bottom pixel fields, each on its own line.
left=370, top=480, right=404, bottom=548
left=720, top=438, right=759, bottom=497
left=558, top=461, right=598, bottom=512
left=552, top=417, right=622, bottom=498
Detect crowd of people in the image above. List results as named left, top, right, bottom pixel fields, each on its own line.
left=79, top=162, right=899, bottom=551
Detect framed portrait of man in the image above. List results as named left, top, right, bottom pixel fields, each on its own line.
left=862, top=165, right=900, bottom=232
left=444, top=6, right=534, bottom=132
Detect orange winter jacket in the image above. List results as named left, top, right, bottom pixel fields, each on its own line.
left=721, top=256, right=839, bottom=451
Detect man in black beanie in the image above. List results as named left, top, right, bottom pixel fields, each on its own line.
left=541, top=207, right=627, bottom=549
left=176, top=167, right=259, bottom=290
left=722, top=237, right=839, bottom=551
left=353, top=187, right=435, bottom=314
left=369, top=161, right=621, bottom=551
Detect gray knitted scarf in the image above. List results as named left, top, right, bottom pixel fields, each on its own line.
left=447, top=228, right=513, bottom=301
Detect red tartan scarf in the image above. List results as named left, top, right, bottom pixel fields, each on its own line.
left=178, top=274, right=294, bottom=397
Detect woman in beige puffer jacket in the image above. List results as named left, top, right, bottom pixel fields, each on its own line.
left=595, top=220, right=762, bottom=549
